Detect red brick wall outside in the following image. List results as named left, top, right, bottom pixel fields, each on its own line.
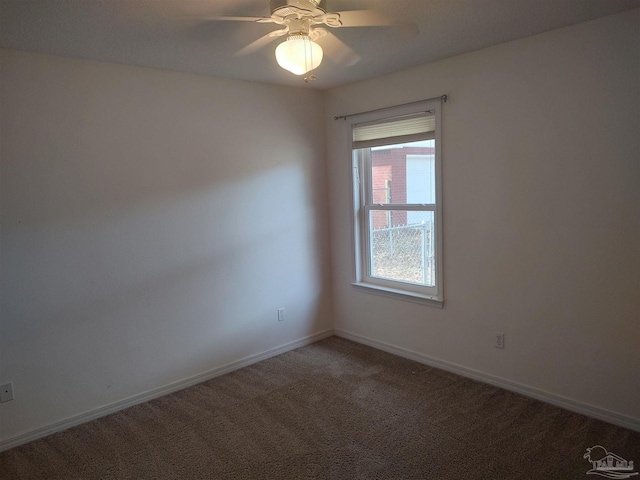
left=370, top=146, right=434, bottom=230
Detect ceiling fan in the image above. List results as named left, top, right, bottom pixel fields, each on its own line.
left=210, top=0, right=401, bottom=79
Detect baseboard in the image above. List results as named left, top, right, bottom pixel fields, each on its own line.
left=334, top=329, right=640, bottom=433
left=0, top=329, right=334, bottom=453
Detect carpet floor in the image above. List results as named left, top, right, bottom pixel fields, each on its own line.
left=1, top=336, right=638, bottom=479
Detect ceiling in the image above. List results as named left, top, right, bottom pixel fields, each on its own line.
left=1, top=0, right=639, bottom=90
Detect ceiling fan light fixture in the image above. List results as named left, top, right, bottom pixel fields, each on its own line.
left=275, top=35, right=323, bottom=75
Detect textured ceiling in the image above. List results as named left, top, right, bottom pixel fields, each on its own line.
left=1, top=0, right=639, bottom=90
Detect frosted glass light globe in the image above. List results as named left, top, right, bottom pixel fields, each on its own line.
left=275, top=36, right=323, bottom=75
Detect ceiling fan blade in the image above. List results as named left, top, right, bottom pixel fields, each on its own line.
left=235, top=29, right=288, bottom=56
left=314, top=30, right=360, bottom=67
left=203, top=16, right=277, bottom=24
left=331, top=10, right=402, bottom=27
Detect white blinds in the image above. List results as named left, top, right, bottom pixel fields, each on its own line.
left=352, top=111, right=436, bottom=149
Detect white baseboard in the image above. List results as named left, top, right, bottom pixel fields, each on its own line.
left=0, top=329, right=334, bottom=453
left=334, top=329, right=640, bottom=433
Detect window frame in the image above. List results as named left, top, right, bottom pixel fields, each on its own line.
left=349, top=100, right=444, bottom=308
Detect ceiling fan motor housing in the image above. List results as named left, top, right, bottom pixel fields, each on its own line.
left=270, top=0, right=327, bottom=19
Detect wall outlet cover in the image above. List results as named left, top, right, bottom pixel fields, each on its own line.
left=0, top=382, right=14, bottom=403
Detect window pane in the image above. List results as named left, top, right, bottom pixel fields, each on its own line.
left=368, top=139, right=435, bottom=205
left=369, top=210, right=435, bottom=286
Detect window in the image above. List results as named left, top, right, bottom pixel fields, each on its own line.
left=350, top=100, right=443, bottom=307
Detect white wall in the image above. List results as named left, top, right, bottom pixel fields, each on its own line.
left=326, top=10, right=639, bottom=423
left=0, top=50, right=332, bottom=443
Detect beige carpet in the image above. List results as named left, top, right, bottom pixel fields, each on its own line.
left=1, top=336, right=638, bottom=479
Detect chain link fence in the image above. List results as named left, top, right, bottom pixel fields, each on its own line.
left=370, top=220, right=434, bottom=286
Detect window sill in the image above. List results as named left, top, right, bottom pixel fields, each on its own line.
left=351, top=282, right=444, bottom=308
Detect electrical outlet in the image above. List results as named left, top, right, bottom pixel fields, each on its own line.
left=0, top=382, right=14, bottom=403
left=277, top=308, right=285, bottom=322
left=495, top=333, right=505, bottom=349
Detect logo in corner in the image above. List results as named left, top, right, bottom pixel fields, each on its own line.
left=584, top=445, right=638, bottom=479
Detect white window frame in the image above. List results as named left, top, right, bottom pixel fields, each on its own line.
left=350, top=100, right=444, bottom=308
